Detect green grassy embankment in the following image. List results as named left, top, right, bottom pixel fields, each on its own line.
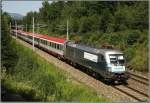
left=1, top=39, right=108, bottom=102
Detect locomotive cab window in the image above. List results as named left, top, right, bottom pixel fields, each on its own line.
left=118, top=56, right=125, bottom=65
left=109, top=54, right=125, bottom=65
left=109, top=55, right=117, bottom=65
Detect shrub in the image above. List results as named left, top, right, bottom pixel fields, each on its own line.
left=128, top=44, right=148, bottom=71
left=123, top=47, right=136, bottom=61
left=127, top=30, right=140, bottom=45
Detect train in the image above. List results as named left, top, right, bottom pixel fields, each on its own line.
left=11, top=29, right=129, bottom=83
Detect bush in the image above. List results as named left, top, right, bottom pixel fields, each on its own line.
left=127, top=30, right=140, bottom=45
left=123, top=47, right=136, bottom=61
left=128, top=44, right=148, bottom=71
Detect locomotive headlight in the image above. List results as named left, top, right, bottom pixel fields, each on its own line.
left=111, top=63, right=114, bottom=66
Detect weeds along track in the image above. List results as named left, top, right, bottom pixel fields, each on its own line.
left=12, top=37, right=148, bottom=102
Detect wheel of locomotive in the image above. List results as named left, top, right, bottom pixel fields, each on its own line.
left=92, top=72, right=99, bottom=78
left=72, top=62, right=77, bottom=68
left=86, top=68, right=93, bottom=75
left=57, top=55, right=61, bottom=60
left=122, top=80, right=128, bottom=85
left=103, top=78, right=113, bottom=85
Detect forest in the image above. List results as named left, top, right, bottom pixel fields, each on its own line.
left=21, top=1, right=148, bottom=71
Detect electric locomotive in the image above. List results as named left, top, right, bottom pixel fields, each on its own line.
left=65, top=41, right=129, bottom=83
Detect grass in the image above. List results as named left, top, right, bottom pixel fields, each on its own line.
left=2, top=39, right=109, bottom=102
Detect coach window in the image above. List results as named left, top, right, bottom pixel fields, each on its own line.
left=59, top=45, right=61, bottom=50
left=43, top=40, right=45, bottom=45
left=53, top=43, right=55, bottom=48
left=47, top=41, right=49, bottom=46
left=59, top=45, right=62, bottom=50
left=51, top=42, right=53, bottom=47
left=56, top=44, right=58, bottom=49
left=56, top=44, right=57, bottom=49
left=50, top=42, right=52, bottom=47
left=54, top=43, right=56, bottom=48
left=37, top=38, right=39, bottom=42
left=57, top=44, right=59, bottom=49
left=51, top=42, right=53, bottom=48
left=54, top=43, right=56, bottom=49
left=55, top=43, right=57, bottom=49
left=45, top=40, right=47, bottom=45
left=49, top=42, right=51, bottom=46
left=57, top=44, right=60, bottom=50
left=57, top=44, right=59, bottom=50
left=43, top=40, right=45, bottom=44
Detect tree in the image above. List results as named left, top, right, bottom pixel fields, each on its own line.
left=1, top=12, right=18, bottom=73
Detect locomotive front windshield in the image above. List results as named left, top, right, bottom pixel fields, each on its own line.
left=109, top=54, right=125, bottom=66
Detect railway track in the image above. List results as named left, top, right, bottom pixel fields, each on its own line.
left=128, top=71, right=149, bottom=85
left=112, top=71, right=149, bottom=101
left=12, top=36, right=149, bottom=102
left=113, top=85, right=148, bottom=102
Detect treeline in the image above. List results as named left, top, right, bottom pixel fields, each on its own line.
left=23, top=1, right=148, bottom=34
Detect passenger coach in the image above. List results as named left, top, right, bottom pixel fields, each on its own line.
left=11, top=30, right=66, bottom=58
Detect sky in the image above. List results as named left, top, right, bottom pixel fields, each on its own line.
left=2, top=1, right=52, bottom=16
